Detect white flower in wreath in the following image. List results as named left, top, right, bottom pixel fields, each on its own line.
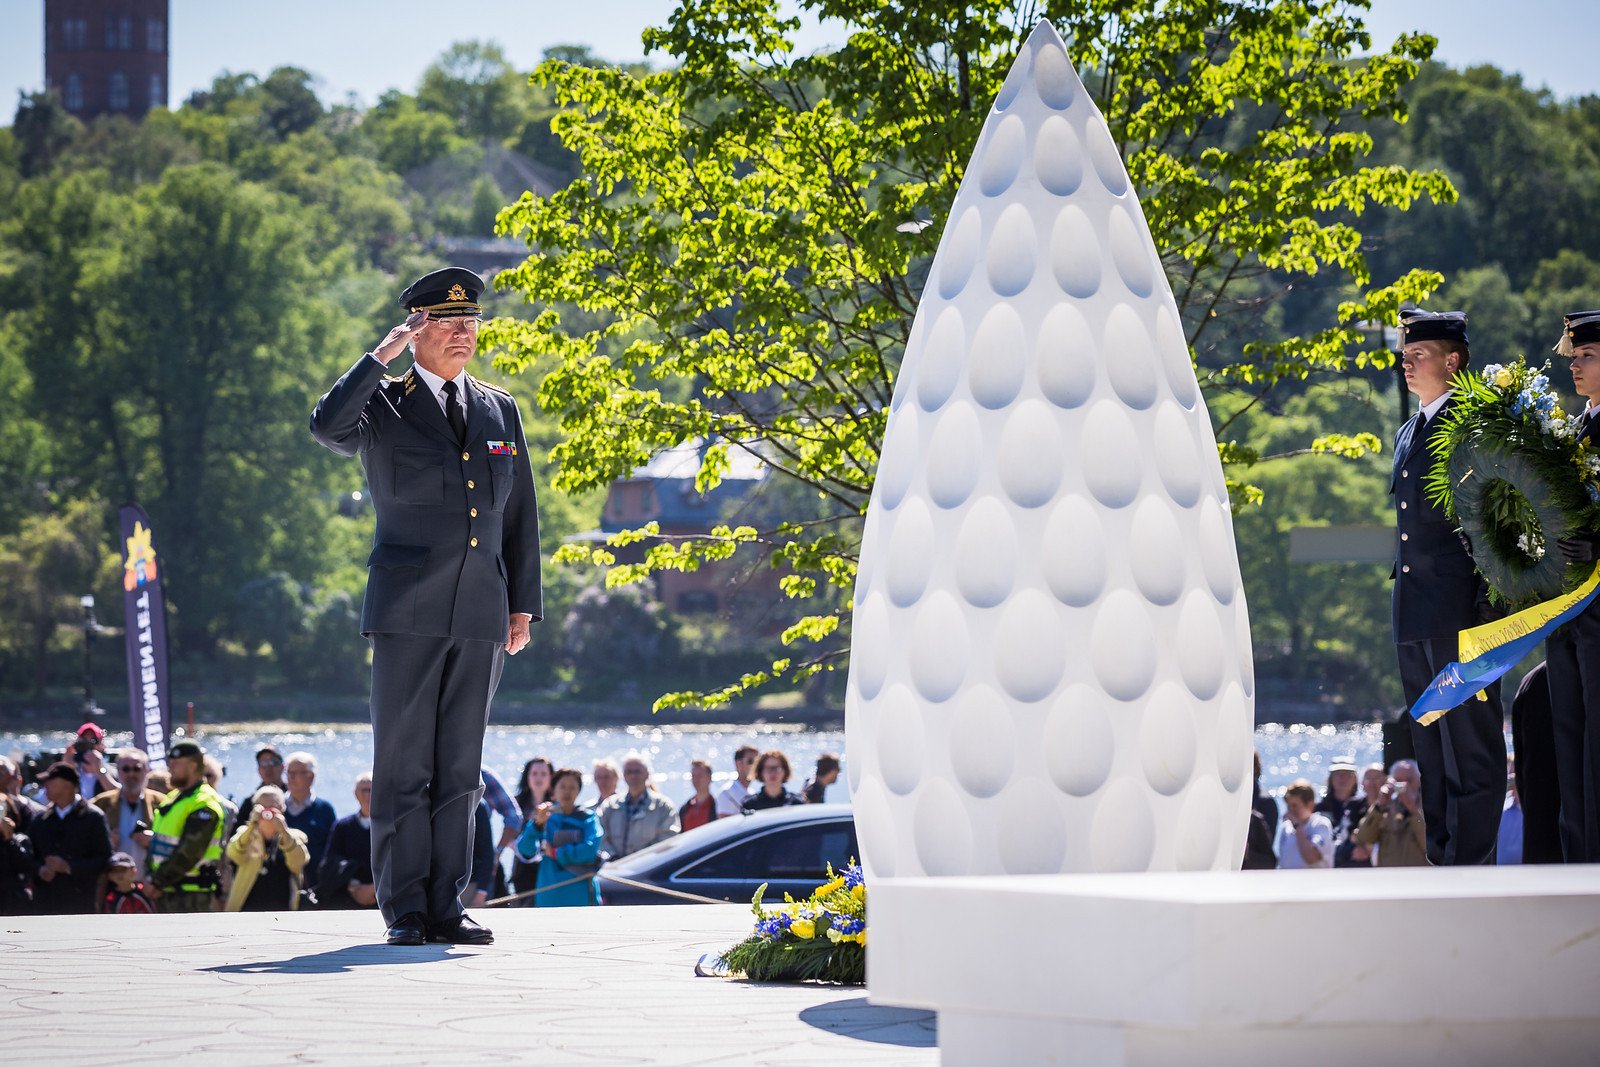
left=1584, top=453, right=1600, bottom=477
left=1518, top=532, right=1546, bottom=561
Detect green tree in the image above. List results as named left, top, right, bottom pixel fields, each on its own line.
left=15, top=163, right=351, bottom=655
left=417, top=41, right=527, bottom=141
left=488, top=0, right=1452, bottom=709
left=0, top=499, right=115, bottom=695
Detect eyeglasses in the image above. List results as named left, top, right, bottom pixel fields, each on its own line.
left=428, top=317, right=481, bottom=332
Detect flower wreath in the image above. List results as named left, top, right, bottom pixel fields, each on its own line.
left=1425, top=360, right=1600, bottom=609
left=719, top=863, right=866, bottom=984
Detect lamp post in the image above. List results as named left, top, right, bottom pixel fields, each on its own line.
left=79, top=593, right=105, bottom=718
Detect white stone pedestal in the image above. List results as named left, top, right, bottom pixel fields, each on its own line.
left=870, top=868, right=1600, bottom=1065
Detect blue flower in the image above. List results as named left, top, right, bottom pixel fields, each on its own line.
left=1588, top=484, right=1600, bottom=505
left=841, top=864, right=864, bottom=889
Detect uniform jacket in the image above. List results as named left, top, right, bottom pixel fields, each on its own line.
left=28, top=799, right=112, bottom=913
left=309, top=354, right=542, bottom=641
left=1391, top=396, right=1488, bottom=642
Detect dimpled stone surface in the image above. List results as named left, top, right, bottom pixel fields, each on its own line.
left=1036, top=303, right=1098, bottom=408
left=994, top=589, right=1068, bottom=702
left=954, top=497, right=1018, bottom=608
left=938, top=206, right=982, bottom=300
left=1034, top=115, right=1084, bottom=196
left=885, top=497, right=936, bottom=607
left=925, top=402, right=984, bottom=509
left=980, top=115, right=1027, bottom=197
left=845, top=20, right=1252, bottom=881
left=1050, top=204, right=1102, bottom=298
left=948, top=685, right=1018, bottom=798
left=969, top=304, right=1029, bottom=409
left=987, top=203, right=1038, bottom=297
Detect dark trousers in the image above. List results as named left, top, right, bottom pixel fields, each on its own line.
left=1397, top=637, right=1506, bottom=865
left=1546, top=605, right=1600, bottom=862
left=369, top=633, right=503, bottom=925
left=1511, top=663, right=1564, bottom=864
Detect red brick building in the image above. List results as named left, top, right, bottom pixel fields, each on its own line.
left=44, top=0, right=169, bottom=120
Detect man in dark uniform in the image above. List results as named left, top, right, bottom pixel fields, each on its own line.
left=310, top=267, right=541, bottom=946
left=1548, top=310, right=1600, bottom=861
left=28, top=762, right=112, bottom=913
left=1391, top=308, right=1506, bottom=865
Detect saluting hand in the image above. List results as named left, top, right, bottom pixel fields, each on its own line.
left=372, top=311, right=429, bottom=366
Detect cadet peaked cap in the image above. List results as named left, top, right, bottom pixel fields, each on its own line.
left=167, top=739, right=204, bottom=761
left=1563, top=310, right=1600, bottom=349
left=37, top=761, right=80, bottom=787
left=1399, top=308, right=1469, bottom=346
left=400, top=266, right=484, bottom=319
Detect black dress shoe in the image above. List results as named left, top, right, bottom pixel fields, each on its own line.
left=427, top=913, right=493, bottom=945
left=385, top=912, right=428, bottom=946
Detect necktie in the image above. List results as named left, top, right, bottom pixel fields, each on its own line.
left=441, top=380, right=467, bottom=445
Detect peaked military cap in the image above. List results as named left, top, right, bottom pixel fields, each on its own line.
left=1556, top=310, right=1600, bottom=355
left=400, top=266, right=484, bottom=319
left=1398, top=308, right=1469, bottom=347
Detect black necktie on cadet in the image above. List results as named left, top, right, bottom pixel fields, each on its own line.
left=441, top=380, right=466, bottom=445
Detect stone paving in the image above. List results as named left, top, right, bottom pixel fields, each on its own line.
left=1, top=905, right=936, bottom=1065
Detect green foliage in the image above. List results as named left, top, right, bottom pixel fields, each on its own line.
left=0, top=499, right=120, bottom=694
left=490, top=0, right=1452, bottom=710
left=721, top=866, right=867, bottom=984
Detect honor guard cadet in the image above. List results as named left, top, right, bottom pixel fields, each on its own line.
left=1391, top=308, right=1506, bottom=865
left=309, top=267, right=542, bottom=946
left=1548, top=310, right=1600, bottom=860
left=146, top=740, right=227, bottom=913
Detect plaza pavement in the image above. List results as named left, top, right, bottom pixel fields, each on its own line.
left=1, top=904, right=935, bottom=1065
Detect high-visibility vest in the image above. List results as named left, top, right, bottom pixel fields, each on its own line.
left=149, top=783, right=226, bottom=891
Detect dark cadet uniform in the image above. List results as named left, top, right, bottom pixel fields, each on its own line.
left=1548, top=310, right=1600, bottom=861
left=1391, top=309, right=1506, bottom=865
left=309, top=267, right=542, bottom=932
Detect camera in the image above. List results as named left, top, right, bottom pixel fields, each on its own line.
left=72, top=737, right=96, bottom=759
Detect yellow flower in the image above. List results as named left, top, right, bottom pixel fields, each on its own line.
left=1494, top=368, right=1513, bottom=388
left=825, top=927, right=843, bottom=943
left=819, top=878, right=845, bottom=896
left=851, top=884, right=865, bottom=902
left=791, top=918, right=815, bottom=940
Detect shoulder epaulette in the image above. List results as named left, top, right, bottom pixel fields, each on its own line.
left=472, top=376, right=513, bottom=397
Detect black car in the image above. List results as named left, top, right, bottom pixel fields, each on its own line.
left=596, top=804, right=858, bottom=905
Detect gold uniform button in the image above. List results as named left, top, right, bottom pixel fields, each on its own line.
left=462, top=451, right=470, bottom=461
left=471, top=537, right=479, bottom=548
left=467, top=480, right=475, bottom=489
left=470, top=508, right=478, bottom=517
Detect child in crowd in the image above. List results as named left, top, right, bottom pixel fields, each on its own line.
left=99, top=852, right=155, bottom=914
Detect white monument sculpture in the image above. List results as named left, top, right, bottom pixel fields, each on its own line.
left=845, top=19, right=1254, bottom=880
left=856, top=23, right=1600, bottom=1067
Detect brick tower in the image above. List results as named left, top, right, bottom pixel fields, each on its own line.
left=43, top=0, right=170, bottom=120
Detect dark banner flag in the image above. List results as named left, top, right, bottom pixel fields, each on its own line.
left=119, top=503, right=172, bottom=767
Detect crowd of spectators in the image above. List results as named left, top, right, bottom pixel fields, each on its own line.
left=3, top=722, right=1542, bottom=915
left=0, top=723, right=847, bottom=915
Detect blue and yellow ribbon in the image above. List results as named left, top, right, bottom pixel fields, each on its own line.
left=1409, top=563, right=1600, bottom=726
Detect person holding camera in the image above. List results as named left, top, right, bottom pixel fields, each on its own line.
left=1275, top=780, right=1335, bottom=869
left=91, top=748, right=162, bottom=876
left=514, top=768, right=602, bottom=908
left=226, top=785, right=311, bottom=912
left=71, top=723, right=118, bottom=802
left=1354, top=759, right=1429, bottom=867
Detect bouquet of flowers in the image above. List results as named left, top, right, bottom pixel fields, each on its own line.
left=719, top=863, right=866, bottom=984
left=1426, top=358, right=1600, bottom=608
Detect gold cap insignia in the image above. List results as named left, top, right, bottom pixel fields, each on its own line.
left=446, top=284, right=468, bottom=302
